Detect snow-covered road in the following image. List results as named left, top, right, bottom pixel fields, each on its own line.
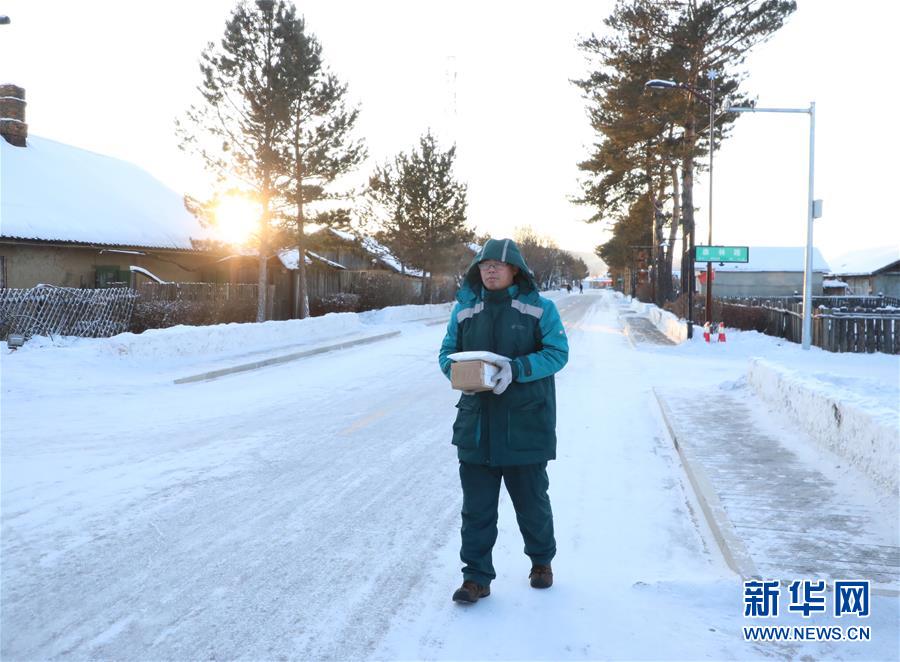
left=2, top=291, right=896, bottom=660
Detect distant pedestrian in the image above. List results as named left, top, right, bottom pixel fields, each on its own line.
left=566, top=283, right=572, bottom=293
left=439, top=238, right=569, bottom=604
left=578, top=282, right=583, bottom=294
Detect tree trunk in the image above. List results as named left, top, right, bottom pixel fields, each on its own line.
left=665, top=160, right=681, bottom=300
left=295, top=216, right=309, bottom=319
left=422, top=268, right=432, bottom=304
left=294, top=162, right=310, bottom=320
left=256, top=230, right=268, bottom=323
left=682, top=114, right=696, bottom=311
left=256, top=186, right=270, bottom=323
left=653, top=168, right=667, bottom=305
left=645, top=144, right=657, bottom=305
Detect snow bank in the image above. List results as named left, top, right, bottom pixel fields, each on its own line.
left=18, top=302, right=454, bottom=361
left=357, top=302, right=451, bottom=325
left=748, top=358, right=899, bottom=495
left=645, top=305, right=688, bottom=343
left=98, top=314, right=368, bottom=359
left=615, top=294, right=687, bottom=343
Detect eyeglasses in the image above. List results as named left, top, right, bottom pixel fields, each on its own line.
left=478, top=260, right=510, bottom=272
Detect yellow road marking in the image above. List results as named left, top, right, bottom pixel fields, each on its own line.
left=340, top=410, right=388, bottom=436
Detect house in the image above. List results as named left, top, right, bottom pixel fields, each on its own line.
left=0, top=85, right=217, bottom=289
left=693, top=246, right=830, bottom=298
left=210, top=247, right=347, bottom=319
left=307, top=227, right=425, bottom=277
left=822, top=277, right=851, bottom=296
left=827, top=246, right=900, bottom=297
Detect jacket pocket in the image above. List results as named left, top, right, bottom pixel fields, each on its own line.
left=507, top=400, right=554, bottom=451
left=452, top=396, right=481, bottom=449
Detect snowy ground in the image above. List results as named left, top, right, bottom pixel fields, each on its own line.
left=1, top=290, right=897, bottom=660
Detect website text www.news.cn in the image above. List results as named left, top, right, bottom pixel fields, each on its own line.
left=742, top=579, right=872, bottom=643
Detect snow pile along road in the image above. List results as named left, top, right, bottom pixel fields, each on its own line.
left=749, top=358, right=900, bottom=495
left=96, top=302, right=453, bottom=359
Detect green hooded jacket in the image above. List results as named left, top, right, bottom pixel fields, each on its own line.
left=439, top=238, right=569, bottom=466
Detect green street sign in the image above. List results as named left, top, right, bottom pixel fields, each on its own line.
left=695, top=245, right=749, bottom=263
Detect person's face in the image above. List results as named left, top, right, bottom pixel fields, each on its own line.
left=478, top=260, right=518, bottom=290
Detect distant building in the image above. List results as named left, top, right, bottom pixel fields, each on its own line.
left=828, top=246, right=900, bottom=298
left=822, top=278, right=851, bottom=296
left=690, top=246, right=831, bottom=298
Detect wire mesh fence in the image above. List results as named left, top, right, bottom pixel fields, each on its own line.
left=0, top=285, right=137, bottom=340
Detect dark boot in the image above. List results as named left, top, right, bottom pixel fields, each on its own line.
left=452, top=580, right=490, bottom=603
left=529, top=564, right=553, bottom=589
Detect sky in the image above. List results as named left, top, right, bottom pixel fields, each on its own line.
left=1, top=0, right=898, bottom=269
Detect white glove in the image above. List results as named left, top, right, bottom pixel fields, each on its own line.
left=490, top=359, right=513, bottom=395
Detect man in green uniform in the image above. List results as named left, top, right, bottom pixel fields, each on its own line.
left=439, top=238, right=569, bottom=604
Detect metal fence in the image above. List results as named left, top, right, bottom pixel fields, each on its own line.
left=0, top=285, right=137, bottom=339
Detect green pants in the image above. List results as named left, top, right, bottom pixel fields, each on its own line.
left=459, top=461, right=556, bottom=586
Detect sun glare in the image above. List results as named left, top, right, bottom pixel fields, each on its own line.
left=214, top=196, right=260, bottom=246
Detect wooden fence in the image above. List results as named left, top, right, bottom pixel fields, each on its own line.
left=702, top=296, right=900, bottom=354
left=813, top=307, right=900, bottom=354
left=136, top=282, right=268, bottom=305
left=133, top=282, right=274, bottom=330
left=721, top=295, right=900, bottom=309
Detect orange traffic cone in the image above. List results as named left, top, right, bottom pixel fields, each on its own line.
left=703, top=322, right=711, bottom=343
left=717, top=322, right=726, bottom=343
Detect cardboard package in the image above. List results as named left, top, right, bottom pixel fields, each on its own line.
left=450, top=360, right=499, bottom=392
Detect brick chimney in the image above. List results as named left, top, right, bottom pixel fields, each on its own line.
left=0, top=84, right=27, bottom=147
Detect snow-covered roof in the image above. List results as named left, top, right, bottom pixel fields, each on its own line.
left=315, top=227, right=424, bottom=277
left=360, top=235, right=424, bottom=277
left=277, top=248, right=346, bottom=271
left=823, top=278, right=849, bottom=288
left=700, top=246, right=830, bottom=273
left=0, top=135, right=211, bottom=250
left=827, top=246, right=900, bottom=277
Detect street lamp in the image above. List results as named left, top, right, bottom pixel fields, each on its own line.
left=725, top=102, right=821, bottom=350
left=645, top=71, right=719, bottom=336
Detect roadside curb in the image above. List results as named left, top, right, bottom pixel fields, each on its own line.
left=652, top=387, right=760, bottom=580
left=175, top=330, right=402, bottom=384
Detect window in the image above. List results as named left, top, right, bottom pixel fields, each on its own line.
left=95, top=265, right=131, bottom=288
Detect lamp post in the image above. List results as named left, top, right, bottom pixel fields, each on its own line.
left=725, top=102, right=820, bottom=350
left=645, top=71, right=718, bottom=333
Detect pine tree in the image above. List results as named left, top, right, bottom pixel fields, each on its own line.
left=576, top=0, right=795, bottom=303
left=178, top=0, right=295, bottom=322
left=277, top=11, right=366, bottom=319
left=366, top=132, right=471, bottom=303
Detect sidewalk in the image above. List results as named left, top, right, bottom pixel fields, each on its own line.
left=655, top=385, right=899, bottom=594
left=618, top=302, right=677, bottom=346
